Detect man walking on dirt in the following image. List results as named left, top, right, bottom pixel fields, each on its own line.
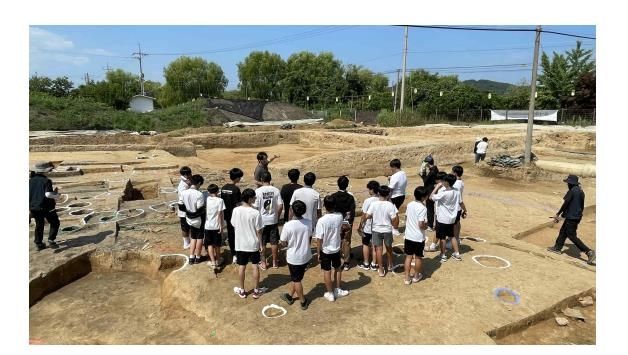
left=547, top=175, right=595, bottom=265
left=29, top=161, right=62, bottom=251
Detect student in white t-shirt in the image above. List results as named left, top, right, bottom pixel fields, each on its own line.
left=204, top=184, right=226, bottom=269
left=388, top=159, right=407, bottom=237
left=363, top=185, right=399, bottom=277
left=451, top=166, right=468, bottom=248
left=178, top=175, right=205, bottom=264
left=253, top=171, right=283, bottom=269
left=177, top=166, right=192, bottom=249
left=231, top=188, right=266, bottom=299
left=475, top=137, right=489, bottom=164
left=315, top=195, right=350, bottom=302
left=430, top=174, right=462, bottom=263
left=290, top=172, right=322, bottom=236
left=358, top=180, right=381, bottom=271
left=403, top=186, right=429, bottom=285
left=279, top=200, right=312, bottom=310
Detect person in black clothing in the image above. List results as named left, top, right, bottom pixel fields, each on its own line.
left=221, top=168, right=244, bottom=264
left=254, top=152, right=279, bottom=187
left=421, top=158, right=439, bottom=231
left=280, top=169, right=303, bottom=223
left=547, top=175, right=596, bottom=265
left=331, top=176, right=356, bottom=271
left=29, top=161, right=61, bottom=251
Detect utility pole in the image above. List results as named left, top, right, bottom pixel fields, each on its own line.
left=400, top=26, right=409, bottom=112
left=103, top=63, right=112, bottom=74
left=394, top=69, right=401, bottom=112
left=132, top=43, right=147, bottom=96
left=524, top=25, right=542, bottom=165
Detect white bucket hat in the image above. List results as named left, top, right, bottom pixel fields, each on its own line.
left=32, top=161, right=54, bottom=173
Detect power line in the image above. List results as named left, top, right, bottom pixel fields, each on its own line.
left=400, top=25, right=596, bottom=40
left=145, top=26, right=357, bottom=56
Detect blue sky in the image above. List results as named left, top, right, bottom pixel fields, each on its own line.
left=29, top=25, right=596, bottom=90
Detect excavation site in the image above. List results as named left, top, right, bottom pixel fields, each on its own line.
left=28, top=123, right=596, bottom=345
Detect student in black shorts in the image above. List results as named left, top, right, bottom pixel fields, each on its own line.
left=279, top=201, right=312, bottom=310
left=315, top=195, right=349, bottom=302
left=221, top=168, right=243, bottom=264
left=330, top=175, right=356, bottom=271
left=358, top=180, right=380, bottom=270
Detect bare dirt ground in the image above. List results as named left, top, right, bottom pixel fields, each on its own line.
left=28, top=123, right=596, bottom=345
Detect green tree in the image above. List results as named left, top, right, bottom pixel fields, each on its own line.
left=29, top=75, right=73, bottom=97
left=237, top=51, right=285, bottom=100
left=161, top=56, right=228, bottom=106
left=283, top=51, right=346, bottom=108
left=29, top=75, right=53, bottom=94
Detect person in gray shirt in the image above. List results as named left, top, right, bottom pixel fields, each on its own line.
left=254, top=152, right=279, bottom=187
left=547, top=175, right=595, bottom=265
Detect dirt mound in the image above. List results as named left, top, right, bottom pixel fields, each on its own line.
left=262, top=102, right=315, bottom=121
left=325, top=119, right=356, bottom=129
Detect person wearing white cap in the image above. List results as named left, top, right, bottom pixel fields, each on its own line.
left=29, top=161, right=61, bottom=251
left=547, top=175, right=595, bottom=265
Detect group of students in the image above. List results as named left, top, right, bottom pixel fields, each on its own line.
left=175, top=152, right=470, bottom=308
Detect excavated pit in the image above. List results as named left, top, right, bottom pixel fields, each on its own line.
left=29, top=124, right=596, bottom=344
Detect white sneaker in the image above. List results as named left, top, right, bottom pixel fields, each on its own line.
left=334, top=288, right=349, bottom=298
left=324, top=292, right=336, bottom=302
left=440, top=254, right=448, bottom=263
left=392, top=228, right=400, bottom=237
left=428, top=243, right=438, bottom=252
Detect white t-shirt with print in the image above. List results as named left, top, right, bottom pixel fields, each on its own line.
left=476, top=141, right=488, bottom=154
left=453, top=179, right=464, bottom=211
left=361, top=196, right=379, bottom=234
left=179, top=187, right=205, bottom=228
left=231, top=206, right=263, bottom=252
left=389, top=170, right=408, bottom=199
left=404, top=201, right=428, bottom=242
left=431, top=188, right=461, bottom=224
left=290, top=186, right=321, bottom=234
left=205, top=196, right=226, bottom=230
left=254, top=185, right=283, bottom=226
left=280, top=218, right=313, bottom=265
left=366, top=200, right=398, bottom=233
left=176, top=176, right=189, bottom=218
left=314, top=212, right=343, bottom=254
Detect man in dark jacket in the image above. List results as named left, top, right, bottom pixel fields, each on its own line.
left=331, top=176, right=356, bottom=271
left=29, top=161, right=61, bottom=251
left=421, top=156, right=439, bottom=231
left=547, top=175, right=595, bottom=265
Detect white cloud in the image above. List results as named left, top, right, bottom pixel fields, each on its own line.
left=29, top=26, right=90, bottom=67
left=83, top=48, right=115, bottom=56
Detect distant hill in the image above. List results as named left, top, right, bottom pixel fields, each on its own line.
left=462, top=80, right=515, bottom=94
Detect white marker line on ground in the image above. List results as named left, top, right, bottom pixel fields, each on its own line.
left=471, top=255, right=511, bottom=269
left=159, top=253, right=189, bottom=272
left=261, top=304, right=287, bottom=319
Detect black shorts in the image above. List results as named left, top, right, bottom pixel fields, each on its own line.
left=179, top=217, right=190, bottom=233
left=236, top=251, right=261, bottom=266
left=391, top=195, right=406, bottom=209
left=204, top=229, right=221, bottom=247
left=362, top=232, right=372, bottom=246
left=288, top=263, right=308, bottom=282
left=455, top=210, right=462, bottom=224
left=320, top=251, right=342, bottom=271
left=262, top=224, right=280, bottom=245
left=404, top=239, right=425, bottom=257
left=435, top=221, right=455, bottom=240
left=190, top=226, right=203, bottom=239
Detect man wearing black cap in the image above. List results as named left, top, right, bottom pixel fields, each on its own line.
left=29, top=161, right=62, bottom=251
left=547, top=175, right=595, bottom=265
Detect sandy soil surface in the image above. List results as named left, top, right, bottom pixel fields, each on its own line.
left=28, top=124, right=597, bottom=345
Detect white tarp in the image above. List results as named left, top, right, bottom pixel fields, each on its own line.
left=223, top=118, right=323, bottom=128
left=490, top=110, right=558, bottom=122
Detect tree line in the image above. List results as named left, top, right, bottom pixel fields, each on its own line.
left=29, top=41, right=595, bottom=113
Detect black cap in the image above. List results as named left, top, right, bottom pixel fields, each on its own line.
left=563, top=175, right=580, bottom=185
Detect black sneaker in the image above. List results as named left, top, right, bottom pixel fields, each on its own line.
left=189, top=256, right=195, bottom=264
left=35, top=244, right=47, bottom=251
left=280, top=293, right=294, bottom=305
left=343, top=262, right=350, bottom=271
left=300, top=297, right=310, bottom=310
left=586, top=250, right=596, bottom=265
left=48, top=240, right=59, bottom=249
left=547, top=247, right=562, bottom=255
